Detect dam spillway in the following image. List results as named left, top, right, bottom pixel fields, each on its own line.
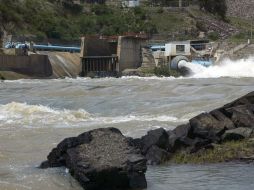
left=38, top=51, right=81, bottom=78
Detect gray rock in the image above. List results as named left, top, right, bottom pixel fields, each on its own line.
left=210, top=109, right=235, bottom=130
left=169, top=136, right=193, bottom=152
left=190, top=113, right=227, bottom=141
left=166, top=124, right=192, bottom=152
left=222, top=127, right=253, bottom=141
left=41, top=128, right=147, bottom=190
left=140, top=128, right=169, bottom=154
left=173, top=124, right=191, bottom=139
left=145, top=145, right=171, bottom=165
left=226, top=105, right=254, bottom=129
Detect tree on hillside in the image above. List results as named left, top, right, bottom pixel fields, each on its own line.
left=198, top=0, right=227, bottom=20
left=0, top=0, right=21, bottom=47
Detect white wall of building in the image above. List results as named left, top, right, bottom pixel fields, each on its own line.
left=122, top=0, right=140, bottom=8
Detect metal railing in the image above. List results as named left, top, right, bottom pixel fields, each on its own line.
left=148, top=0, right=191, bottom=7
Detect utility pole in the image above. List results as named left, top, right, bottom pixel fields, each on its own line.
left=251, top=20, right=253, bottom=42
left=0, top=28, right=3, bottom=49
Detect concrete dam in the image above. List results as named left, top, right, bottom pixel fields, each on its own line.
left=0, top=35, right=148, bottom=79
left=0, top=51, right=82, bottom=80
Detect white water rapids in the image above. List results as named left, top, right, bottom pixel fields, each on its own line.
left=179, top=57, right=254, bottom=78
left=0, top=102, right=183, bottom=130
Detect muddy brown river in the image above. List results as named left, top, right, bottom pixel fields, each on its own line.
left=1, top=58, right=254, bottom=190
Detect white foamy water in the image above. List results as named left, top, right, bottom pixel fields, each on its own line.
left=0, top=102, right=183, bottom=128
left=181, top=57, right=254, bottom=78
left=0, top=102, right=91, bottom=128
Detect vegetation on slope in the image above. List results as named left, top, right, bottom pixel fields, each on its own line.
left=0, top=0, right=158, bottom=41
left=0, top=0, right=247, bottom=43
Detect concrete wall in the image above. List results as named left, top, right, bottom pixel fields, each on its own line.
left=117, top=36, right=145, bottom=71
left=0, top=54, right=52, bottom=77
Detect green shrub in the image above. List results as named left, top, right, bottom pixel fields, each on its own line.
left=154, top=66, right=181, bottom=77
left=196, top=21, right=207, bottom=32
left=156, top=7, right=164, bottom=14
left=208, top=31, right=219, bottom=41
left=232, top=32, right=247, bottom=40
left=0, top=1, right=159, bottom=41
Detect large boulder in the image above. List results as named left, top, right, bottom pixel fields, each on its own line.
left=41, top=128, right=147, bottom=190
left=140, top=128, right=169, bottom=154
left=168, top=124, right=192, bottom=151
left=222, top=127, right=253, bottom=141
left=145, top=145, right=171, bottom=165
left=138, top=128, right=170, bottom=164
left=173, top=124, right=191, bottom=139
left=189, top=113, right=230, bottom=141
left=226, top=105, right=254, bottom=129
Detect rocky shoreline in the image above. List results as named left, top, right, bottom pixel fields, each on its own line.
left=41, top=91, right=254, bottom=189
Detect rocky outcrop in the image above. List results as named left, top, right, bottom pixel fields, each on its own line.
left=136, top=91, right=254, bottom=164
left=40, top=128, right=147, bottom=190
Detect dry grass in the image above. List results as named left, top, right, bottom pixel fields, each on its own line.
left=170, top=139, right=254, bottom=164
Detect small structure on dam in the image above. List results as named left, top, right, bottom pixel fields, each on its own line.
left=150, top=40, right=215, bottom=70
left=80, top=35, right=146, bottom=77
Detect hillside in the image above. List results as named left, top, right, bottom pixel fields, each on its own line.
left=1, top=0, right=159, bottom=42
left=226, top=0, right=254, bottom=19
left=0, top=0, right=252, bottom=44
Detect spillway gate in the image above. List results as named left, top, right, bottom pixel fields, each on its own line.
left=81, top=56, right=119, bottom=77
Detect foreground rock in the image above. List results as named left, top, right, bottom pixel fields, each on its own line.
left=40, top=128, right=147, bottom=190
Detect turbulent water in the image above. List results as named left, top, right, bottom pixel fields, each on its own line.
left=181, top=57, right=254, bottom=78
left=1, top=58, right=254, bottom=190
